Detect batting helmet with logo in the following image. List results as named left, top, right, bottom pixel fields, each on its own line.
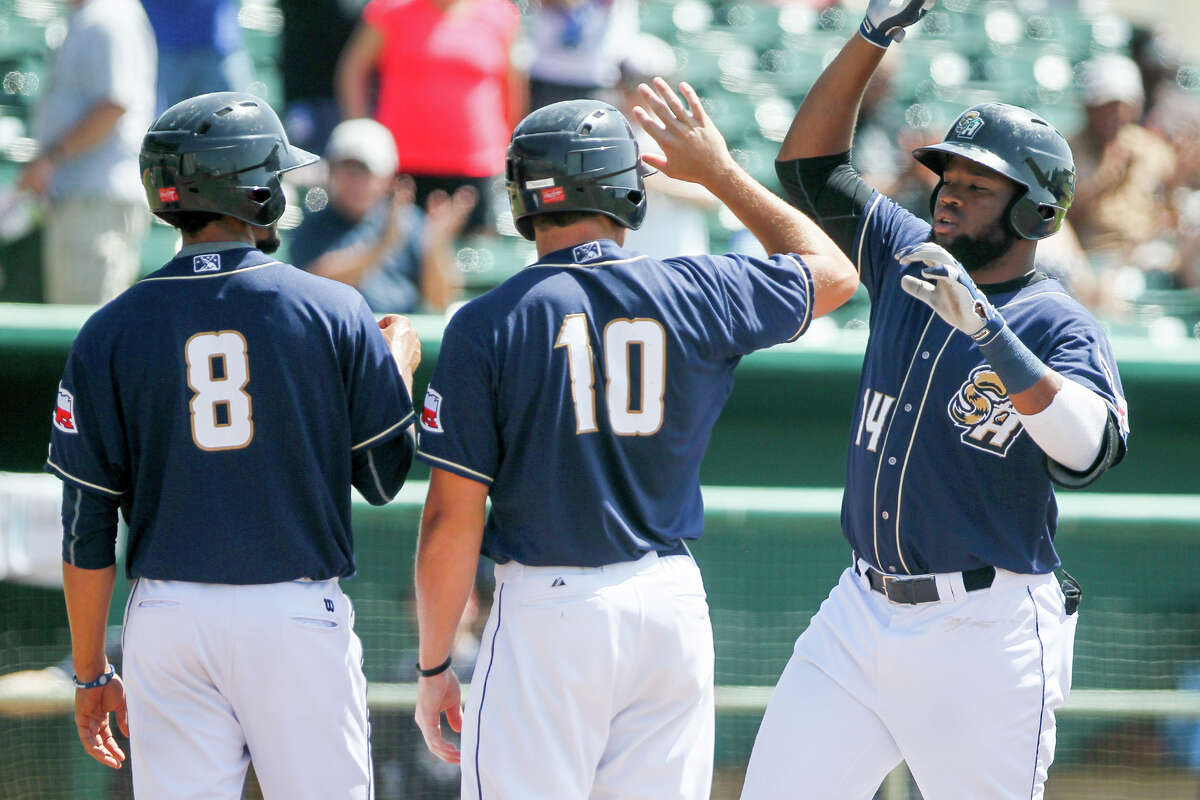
left=506, top=99, right=653, bottom=241
left=140, top=92, right=318, bottom=227
left=913, top=103, right=1075, bottom=240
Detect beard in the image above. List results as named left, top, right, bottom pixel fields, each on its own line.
left=929, top=219, right=1017, bottom=273
left=255, top=226, right=281, bottom=254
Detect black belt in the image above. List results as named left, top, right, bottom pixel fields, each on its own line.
left=862, top=564, right=995, bottom=605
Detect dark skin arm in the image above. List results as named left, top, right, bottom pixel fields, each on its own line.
left=779, top=36, right=886, bottom=161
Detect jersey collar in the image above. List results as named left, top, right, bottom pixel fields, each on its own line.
left=532, top=239, right=637, bottom=268
left=977, top=269, right=1049, bottom=298
left=148, top=245, right=280, bottom=279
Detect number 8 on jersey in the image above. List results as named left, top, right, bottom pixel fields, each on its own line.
left=185, top=330, right=254, bottom=451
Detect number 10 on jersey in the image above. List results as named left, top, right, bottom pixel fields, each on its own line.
left=555, top=314, right=666, bottom=436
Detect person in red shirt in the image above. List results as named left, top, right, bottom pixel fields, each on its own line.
left=337, top=0, right=527, bottom=234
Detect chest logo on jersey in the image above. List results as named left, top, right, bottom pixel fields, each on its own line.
left=947, top=365, right=1024, bottom=456
left=421, top=388, right=444, bottom=433
left=53, top=384, right=78, bottom=435
left=193, top=254, right=221, bottom=274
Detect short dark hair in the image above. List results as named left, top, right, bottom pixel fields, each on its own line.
left=530, top=211, right=606, bottom=232
left=155, top=211, right=223, bottom=236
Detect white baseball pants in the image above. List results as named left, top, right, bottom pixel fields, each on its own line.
left=122, top=578, right=373, bottom=799
left=741, top=562, right=1076, bottom=800
left=461, top=550, right=715, bottom=800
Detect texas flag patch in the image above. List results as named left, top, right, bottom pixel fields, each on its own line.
left=53, top=384, right=78, bottom=434
left=421, top=388, right=444, bottom=433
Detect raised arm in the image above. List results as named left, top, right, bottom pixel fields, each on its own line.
left=779, top=0, right=934, bottom=161
left=634, top=79, right=857, bottom=318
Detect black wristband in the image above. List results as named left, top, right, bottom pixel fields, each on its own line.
left=415, top=656, right=452, bottom=678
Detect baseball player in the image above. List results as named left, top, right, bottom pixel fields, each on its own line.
left=48, top=92, right=420, bottom=799
left=739, top=2, right=1129, bottom=799
left=411, top=82, right=859, bottom=798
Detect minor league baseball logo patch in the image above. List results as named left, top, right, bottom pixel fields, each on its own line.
left=193, top=254, right=221, bottom=274
left=572, top=241, right=602, bottom=263
left=954, top=110, right=985, bottom=140
left=421, top=388, right=444, bottom=433
left=53, top=383, right=79, bottom=434
left=948, top=365, right=1023, bottom=456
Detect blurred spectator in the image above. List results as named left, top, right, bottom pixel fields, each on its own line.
left=526, top=0, right=639, bottom=111
left=289, top=118, right=475, bottom=313
left=1068, top=53, right=1176, bottom=284
left=335, top=0, right=524, bottom=234
left=141, top=0, right=255, bottom=113
left=279, top=0, right=361, bottom=156
left=850, top=51, right=907, bottom=192
left=618, top=34, right=717, bottom=258
left=19, top=0, right=156, bottom=304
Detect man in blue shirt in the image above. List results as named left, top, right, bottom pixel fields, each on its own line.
left=50, top=93, right=420, bottom=799
left=290, top=117, right=476, bottom=313
left=410, top=83, right=859, bottom=797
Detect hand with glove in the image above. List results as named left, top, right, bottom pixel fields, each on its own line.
left=897, top=242, right=1004, bottom=343
left=860, top=0, right=937, bottom=48
left=898, top=241, right=1047, bottom=395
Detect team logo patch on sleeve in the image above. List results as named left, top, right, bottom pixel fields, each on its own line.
left=53, top=384, right=78, bottom=434
left=421, top=388, right=444, bottom=433
left=193, top=254, right=221, bottom=273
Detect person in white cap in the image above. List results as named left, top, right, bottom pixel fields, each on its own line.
left=290, top=117, right=477, bottom=312
left=1068, top=52, right=1176, bottom=265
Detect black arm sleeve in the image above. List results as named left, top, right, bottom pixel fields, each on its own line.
left=352, top=425, right=416, bottom=505
left=775, top=152, right=878, bottom=258
left=1045, top=413, right=1123, bottom=490
left=61, top=484, right=120, bottom=569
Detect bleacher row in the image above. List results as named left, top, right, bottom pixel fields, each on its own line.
left=0, top=0, right=1198, bottom=336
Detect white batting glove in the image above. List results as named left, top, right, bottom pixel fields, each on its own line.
left=860, top=0, right=937, bottom=48
left=897, top=242, right=1006, bottom=343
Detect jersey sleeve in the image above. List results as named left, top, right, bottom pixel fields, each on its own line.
left=850, top=192, right=932, bottom=299
left=343, top=297, right=416, bottom=451
left=775, top=154, right=929, bottom=299
left=1040, top=313, right=1130, bottom=465
left=415, top=325, right=498, bottom=485
left=675, top=252, right=815, bottom=358
left=44, top=339, right=130, bottom=499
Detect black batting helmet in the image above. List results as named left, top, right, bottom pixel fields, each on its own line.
left=913, top=103, right=1075, bottom=240
left=506, top=99, right=653, bottom=241
left=140, top=92, right=318, bottom=227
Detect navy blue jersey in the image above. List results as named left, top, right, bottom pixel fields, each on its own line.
left=46, top=245, right=414, bottom=583
left=844, top=193, right=1129, bottom=575
left=416, top=239, right=815, bottom=567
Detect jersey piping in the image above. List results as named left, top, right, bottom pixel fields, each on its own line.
left=46, top=458, right=123, bottom=496
left=137, top=260, right=285, bottom=282
left=416, top=449, right=495, bottom=484
left=526, top=254, right=654, bottom=270
left=351, top=410, right=415, bottom=451
left=783, top=254, right=814, bottom=340
left=856, top=194, right=884, bottom=277
left=869, top=312, right=935, bottom=569
left=894, top=328, right=956, bottom=574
